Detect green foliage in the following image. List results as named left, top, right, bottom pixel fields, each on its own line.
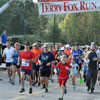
left=0, top=0, right=100, bottom=45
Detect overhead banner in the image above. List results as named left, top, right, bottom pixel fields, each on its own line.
left=38, top=0, right=100, bottom=15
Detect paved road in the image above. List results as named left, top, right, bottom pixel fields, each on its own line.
left=0, top=70, right=100, bottom=100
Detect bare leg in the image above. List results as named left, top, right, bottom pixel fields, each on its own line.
left=21, top=72, right=25, bottom=88
left=61, top=85, right=64, bottom=98
left=16, top=68, right=21, bottom=80
left=27, top=75, right=32, bottom=88
left=11, top=65, right=16, bottom=82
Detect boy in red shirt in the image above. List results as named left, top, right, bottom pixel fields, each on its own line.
left=56, top=54, right=71, bottom=100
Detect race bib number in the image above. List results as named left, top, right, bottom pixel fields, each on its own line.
left=22, top=59, right=29, bottom=67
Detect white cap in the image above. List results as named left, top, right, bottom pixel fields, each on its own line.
left=91, top=42, right=95, bottom=46
left=60, top=47, right=65, bottom=51
left=65, top=44, right=70, bottom=48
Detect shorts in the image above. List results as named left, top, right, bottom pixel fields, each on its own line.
left=58, top=78, right=67, bottom=87
left=76, top=64, right=82, bottom=71
left=12, top=63, right=20, bottom=68
left=40, top=68, right=51, bottom=77
left=32, top=63, right=40, bottom=71
left=20, top=68, right=32, bottom=75
left=6, top=63, right=12, bottom=67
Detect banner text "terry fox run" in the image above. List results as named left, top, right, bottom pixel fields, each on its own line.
left=38, top=0, right=100, bottom=15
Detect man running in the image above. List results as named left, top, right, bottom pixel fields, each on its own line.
left=2, top=41, right=15, bottom=82
left=18, top=42, right=36, bottom=94
left=86, top=44, right=98, bottom=93
left=32, top=42, right=42, bottom=86
left=39, top=44, right=55, bottom=93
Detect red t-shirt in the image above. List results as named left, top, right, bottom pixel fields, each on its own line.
left=51, top=51, right=57, bottom=58
left=56, top=62, right=71, bottom=79
left=19, top=50, right=35, bottom=70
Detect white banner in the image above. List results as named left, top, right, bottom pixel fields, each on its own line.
left=38, top=0, right=100, bottom=15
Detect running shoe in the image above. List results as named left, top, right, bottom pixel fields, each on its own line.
left=91, top=88, right=94, bottom=93
left=59, top=98, right=63, bottom=100
left=45, top=88, right=48, bottom=93
left=10, top=81, right=15, bottom=85
left=87, top=87, right=90, bottom=91
left=19, top=88, right=25, bottom=93
left=64, top=88, right=67, bottom=94
left=29, top=88, right=32, bottom=94
left=73, top=84, right=76, bottom=90
left=51, top=78, right=54, bottom=83
left=79, top=78, right=82, bottom=84
left=38, top=82, right=40, bottom=86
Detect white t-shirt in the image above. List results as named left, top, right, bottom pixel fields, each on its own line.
left=70, top=63, right=78, bottom=75
left=3, top=47, right=15, bottom=63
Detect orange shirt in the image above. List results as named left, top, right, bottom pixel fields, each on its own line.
left=64, top=49, right=71, bottom=64
left=64, top=49, right=71, bottom=56
left=32, top=48, right=42, bottom=64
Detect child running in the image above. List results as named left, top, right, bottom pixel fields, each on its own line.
left=56, top=54, right=71, bottom=100
left=70, top=58, right=79, bottom=90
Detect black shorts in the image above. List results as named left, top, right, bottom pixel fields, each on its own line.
left=12, top=63, right=20, bottom=68
left=6, top=63, right=12, bottom=67
left=76, top=64, right=82, bottom=71
left=40, top=68, right=51, bottom=77
left=32, top=63, right=40, bottom=71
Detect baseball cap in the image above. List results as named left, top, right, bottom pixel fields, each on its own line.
left=32, top=42, right=39, bottom=46
left=65, top=44, right=70, bottom=48
left=75, top=42, right=79, bottom=46
left=60, top=47, right=65, bottom=51
left=91, top=42, right=95, bottom=46
left=24, top=41, right=30, bottom=46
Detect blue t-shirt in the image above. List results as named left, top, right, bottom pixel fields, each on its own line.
left=39, top=52, right=55, bottom=69
left=1, top=33, right=7, bottom=44
left=12, top=49, right=19, bottom=64
left=83, top=62, right=87, bottom=71
left=72, top=49, right=83, bottom=64
left=70, top=63, right=78, bottom=75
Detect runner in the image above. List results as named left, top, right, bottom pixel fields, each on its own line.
left=32, top=42, right=42, bottom=86
left=18, top=42, right=36, bottom=94
left=56, top=54, right=71, bottom=100
left=56, top=47, right=65, bottom=77
left=86, top=44, right=98, bottom=93
left=10, top=42, right=21, bottom=85
left=2, top=41, right=15, bottom=82
left=70, top=58, right=78, bottom=90
left=71, top=42, right=83, bottom=84
left=39, top=44, right=55, bottom=93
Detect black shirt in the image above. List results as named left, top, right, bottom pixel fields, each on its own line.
left=39, top=52, right=55, bottom=69
left=88, top=51, right=97, bottom=70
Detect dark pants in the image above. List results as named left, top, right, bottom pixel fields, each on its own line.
left=83, top=70, right=87, bottom=82
left=86, top=69, right=98, bottom=89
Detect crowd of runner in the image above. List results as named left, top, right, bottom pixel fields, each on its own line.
left=0, top=40, right=100, bottom=100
